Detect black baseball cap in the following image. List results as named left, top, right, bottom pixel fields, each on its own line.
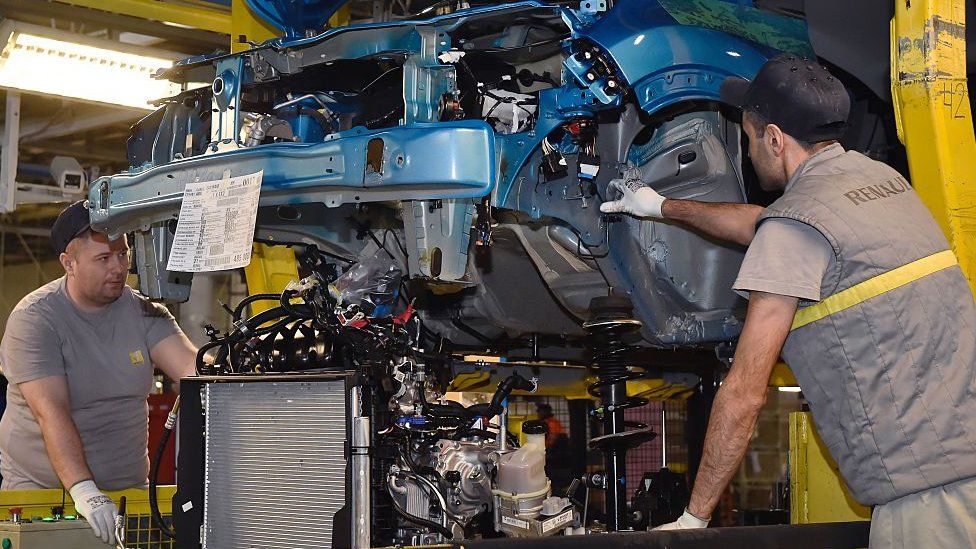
left=51, top=200, right=92, bottom=255
left=720, top=53, right=850, bottom=142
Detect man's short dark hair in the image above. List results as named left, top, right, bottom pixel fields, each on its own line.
left=744, top=109, right=819, bottom=151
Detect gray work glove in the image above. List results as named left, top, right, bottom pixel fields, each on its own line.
left=653, top=508, right=710, bottom=530
left=599, top=177, right=667, bottom=218
left=69, top=479, right=118, bottom=545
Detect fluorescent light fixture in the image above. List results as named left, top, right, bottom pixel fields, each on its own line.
left=0, top=20, right=184, bottom=110
left=778, top=386, right=802, bottom=393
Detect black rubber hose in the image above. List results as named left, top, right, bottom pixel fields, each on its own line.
left=195, top=340, right=223, bottom=373
left=417, top=386, right=475, bottom=420
left=233, top=293, right=281, bottom=320
left=149, top=398, right=179, bottom=539
left=279, top=291, right=314, bottom=319
left=214, top=307, right=304, bottom=369
left=251, top=316, right=297, bottom=338
left=242, top=306, right=294, bottom=330
left=468, top=373, right=535, bottom=419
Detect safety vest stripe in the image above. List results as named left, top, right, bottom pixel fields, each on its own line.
left=791, top=249, right=958, bottom=331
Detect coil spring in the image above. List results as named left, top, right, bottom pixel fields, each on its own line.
left=585, top=319, right=656, bottom=451
left=586, top=343, right=650, bottom=440
left=590, top=343, right=648, bottom=404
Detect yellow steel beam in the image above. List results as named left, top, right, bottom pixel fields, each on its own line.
left=892, top=0, right=976, bottom=292
left=53, top=0, right=231, bottom=35
left=789, top=412, right=870, bottom=524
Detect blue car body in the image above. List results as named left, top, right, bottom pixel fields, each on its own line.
left=90, top=0, right=813, bottom=349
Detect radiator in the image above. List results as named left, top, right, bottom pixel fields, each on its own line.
left=200, top=378, right=348, bottom=548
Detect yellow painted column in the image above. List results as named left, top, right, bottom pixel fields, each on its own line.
left=330, top=4, right=352, bottom=28
left=789, top=412, right=871, bottom=524
left=243, top=243, right=300, bottom=315
left=891, top=0, right=976, bottom=291
left=231, top=0, right=280, bottom=53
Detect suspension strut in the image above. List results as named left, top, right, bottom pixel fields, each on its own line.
left=584, top=295, right=656, bottom=532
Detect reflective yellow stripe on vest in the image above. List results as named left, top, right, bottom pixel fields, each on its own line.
left=791, top=249, right=958, bottom=330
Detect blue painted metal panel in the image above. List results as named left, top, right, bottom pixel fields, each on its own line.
left=90, top=121, right=496, bottom=237
left=119, top=0, right=818, bottom=221
left=578, top=0, right=809, bottom=113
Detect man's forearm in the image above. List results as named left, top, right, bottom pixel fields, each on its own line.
left=661, top=200, right=763, bottom=246
left=682, top=292, right=796, bottom=520
left=686, top=383, right=766, bottom=518
left=37, top=411, right=94, bottom=489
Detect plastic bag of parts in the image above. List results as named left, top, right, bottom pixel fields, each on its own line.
left=332, top=253, right=402, bottom=318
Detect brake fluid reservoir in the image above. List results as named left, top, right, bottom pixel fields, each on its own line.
left=496, top=420, right=548, bottom=495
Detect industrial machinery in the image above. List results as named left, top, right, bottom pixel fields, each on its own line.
left=86, top=0, right=967, bottom=546
left=173, top=263, right=583, bottom=547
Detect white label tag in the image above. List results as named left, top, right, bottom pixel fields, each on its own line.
left=579, top=163, right=600, bottom=177
left=181, top=500, right=194, bottom=512
left=541, top=509, right=573, bottom=533
left=167, top=170, right=263, bottom=272
left=501, top=515, right=530, bottom=530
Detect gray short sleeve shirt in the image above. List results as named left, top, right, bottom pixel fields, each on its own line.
left=0, top=277, right=181, bottom=490
left=733, top=217, right=837, bottom=302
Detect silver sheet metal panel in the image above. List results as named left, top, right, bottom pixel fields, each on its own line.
left=202, top=379, right=347, bottom=548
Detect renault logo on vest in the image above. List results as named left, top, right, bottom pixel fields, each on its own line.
left=843, top=177, right=910, bottom=205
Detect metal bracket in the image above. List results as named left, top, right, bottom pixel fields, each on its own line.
left=579, top=0, right=607, bottom=16
left=401, top=198, right=474, bottom=282
left=133, top=222, right=194, bottom=302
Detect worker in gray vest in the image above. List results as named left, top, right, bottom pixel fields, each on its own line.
left=601, top=53, right=976, bottom=547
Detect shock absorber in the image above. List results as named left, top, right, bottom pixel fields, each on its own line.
left=584, top=295, right=656, bottom=532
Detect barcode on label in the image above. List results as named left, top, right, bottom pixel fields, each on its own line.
left=541, top=509, right=573, bottom=533
left=501, top=515, right=530, bottom=530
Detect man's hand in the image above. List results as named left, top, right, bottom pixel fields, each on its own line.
left=69, top=480, right=118, bottom=545
left=653, top=509, right=710, bottom=530
left=600, top=178, right=666, bottom=218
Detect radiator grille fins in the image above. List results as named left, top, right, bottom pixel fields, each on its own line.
left=202, top=380, right=347, bottom=548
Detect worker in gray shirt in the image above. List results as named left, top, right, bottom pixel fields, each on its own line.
left=0, top=200, right=198, bottom=545
left=602, top=53, right=976, bottom=547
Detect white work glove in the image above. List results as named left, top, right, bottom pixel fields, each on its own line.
left=69, top=480, right=118, bottom=545
left=653, top=508, right=710, bottom=530
left=599, top=177, right=667, bottom=218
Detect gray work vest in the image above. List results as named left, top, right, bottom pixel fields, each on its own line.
left=757, top=145, right=976, bottom=505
